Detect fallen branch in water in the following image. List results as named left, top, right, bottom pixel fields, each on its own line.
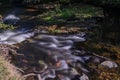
left=93, top=53, right=111, bottom=60
left=15, top=67, right=24, bottom=73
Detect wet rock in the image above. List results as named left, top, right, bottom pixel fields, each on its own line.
left=60, top=76, right=71, bottom=80
left=58, top=75, right=71, bottom=80
left=100, top=61, right=118, bottom=68
left=92, top=57, right=101, bottom=63
left=67, top=36, right=86, bottom=42
left=38, top=60, right=48, bottom=71
left=72, top=75, right=80, bottom=80
left=57, top=68, right=79, bottom=78
left=55, top=60, right=69, bottom=70
left=77, top=32, right=86, bottom=37
left=41, top=69, right=56, bottom=80
left=82, top=56, right=91, bottom=61
left=40, top=30, right=48, bottom=34
left=3, top=14, right=20, bottom=25
left=76, top=63, right=89, bottom=73
left=70, top=68, right=79, bottom=75
left=79, top=73, right=89, bottom=80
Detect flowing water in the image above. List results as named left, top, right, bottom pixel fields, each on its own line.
left=0, top=7, right=118, bottom=80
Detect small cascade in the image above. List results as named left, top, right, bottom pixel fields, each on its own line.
left=1, top=6, right=118, bottom=80
left=0, top=30, right=34, bottom=45
left=14, top=33, right=117, bottom=80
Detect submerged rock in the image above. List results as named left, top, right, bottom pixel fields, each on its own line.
left=41, top=69, right=56, bottom=80
left=100, top=61, right=118, bottom=68
left=79, top=73, right=89, bottom=80
left=55, top=60, right=69, bottom=70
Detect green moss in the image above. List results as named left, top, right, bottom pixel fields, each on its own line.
left=43, top=16, right=52, bottom=20
left=0, top=22, right=15, bottom=30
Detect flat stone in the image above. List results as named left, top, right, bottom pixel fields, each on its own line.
left=100, top=60, right=118, bottom=68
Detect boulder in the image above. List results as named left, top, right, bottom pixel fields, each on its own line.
left=100, top=61, right=118, bottom=68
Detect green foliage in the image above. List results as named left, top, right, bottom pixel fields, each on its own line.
left=38, top=4, right=102, bottom=24
left=23, top=0, right=41, bottom=3
left=1, top=0, right=120, bottom=7
left=60, top=8, right=75, bottom=18
left=0, top=22, right=15, bottom=30
left=99, top=0, right=120, bottom=5
left=60, top=0, right=70, bottom=4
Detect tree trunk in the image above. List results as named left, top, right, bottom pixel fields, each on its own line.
left=102, top=7, right=120, bottom=42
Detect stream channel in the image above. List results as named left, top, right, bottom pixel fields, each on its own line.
left=0, top=7, right=118, bottom=80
